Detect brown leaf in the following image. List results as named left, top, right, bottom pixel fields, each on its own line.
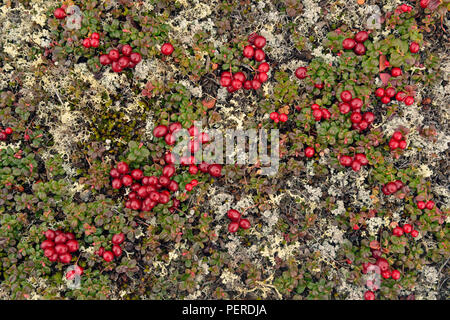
left=379, top=73, right=391, bottom=86
left=369, top=240, right=380, bottom=250
left=202, top=98, right=216, bottom=109
left=379, top=54, right=387, bottom=72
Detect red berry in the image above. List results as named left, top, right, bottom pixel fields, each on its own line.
left=55, top=243, right=69, bottom=255
left=312, top=109, right=322, bottom=121
left=54, top=8, right=66, bottom=19
left=258, top=62, right=270, bottom=73
left=131, top=169, right=144, bottom=181
left=376, top=258, right=389, bottom=272
left=314, top=82, right=324, bottom=89
left=403, top=224, right=413, bottom=234
left=385, top=87, right=396, bottom=98
left=163, top=165, right=176, bottom=178
left=339, top=103, right=351, bottom=114
left=243, top=45, right=255, bottom=58
left=398, top=140, right=406, bottom=149
left=395, top=91, right=406, bottom=101
left=99, top=54, right=112, bottom=66
left=189, top=164, right=198, bottom=175
left=389, top=139, right=399, bottom=150
left=185, top=183, right=193, bottom=191
left=44, top=248, right=55, bottom=258
left=321, top=109, right=331, bottom=120
left=351, top=160, right=361, bottom=172
left=118, top=56, right=130, bottom=69
left=339, top=155, right=353, bottom=167
left=122, top=175, right=133, bottom=187
left=208, top=164, right=222, bottom=177
left=404, top=96, right=414, bottom=106
left=130, top=52, right=142, bottom=64
left=354, top=31, right=369, bottom=43
left=391, top=270, right=401, bottom=280
left=254, top=49, right=265, bottom=62
left=350, top=98, right=363, bottom=111
left=305, top=147, right=315, bottom=158
left=342, top=38, right=356, bottom=50
left=358, top=120, right=369, bottom=131
left=340, top=90, right=352, bottom=103
left=363, top=112, right=375, bottom=123
left=425, top=200, right=435, bottom=210
left=161, top=43, right=174, bottom=56
left=353, top=43, right=366, bottom=55
left=417, top=201, right=426, bottom=210
left=227, top=209, right=241, bottom=222
left=386, top=182, right=398, bottom=194
left=234, top=72, right=246, bottom=83
left=121, top=44, right=133, bottom=56
left=103, top=251, right=114, bottom=262
left=257, top=72, right=268, bottom=83
left=391, top=67, right=402, bottom=77
left=111, top=61, right=123, bottom=73
left=354, top=154, right=368, bottom=166
left=112, top=233, right=125, bottom=245
left=381, top=270, right=391, bottom=279
left=239, top=219, right=251, bottom=230
left=381, top=96, right=391, bottom=104
left=350, top=112, right=362, bottom=124
left=112, top=245, right=122, bottom=257
left=44, top=230, right=56, bottom=240
left=409, top=42, right=420, bottom=53
left=270, top=112, right=279, bottom=121
left=375, top=88, right=385, bottom=98
left=108, top=49, right=120, bottom=61
left=90, top=38, right=99, bottom=48
left=153, top=125, right=169, bottom=138
left=392, top=131, right=403, bottom=141
left=66, top=240, right=79, bottom=253
left=253, top=36, right=266, bottom=49
left=364, top=291, right=375, bottom=300
left=168, top=180, right=179, bottom=192
left=231, top=79, right=243, bottom=90
left=393, top=227, right=404, bottom=237
left=220, top=76, right=232, bottom=87
left=411, top=230, right=419, bottom=238
left=59, top=253, right=72, bottom=264
left=82, top=38, right=91, bottom=48
left=41, top=240, right=55, bottom=250
left=394, top=180, right=404, bottom=190
left=91, top=32, right=100, bottom=40
left=54, top=234, right=67, bottom=244
left=295, top=67, right=307, bottom=79
left=4, top=127, right=13, bottom=135
left=243, top=80, right=252, bottom=90
left=228, top=222, right=239, bottom=233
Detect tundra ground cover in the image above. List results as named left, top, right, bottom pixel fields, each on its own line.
left=0, top=0, right=449, bottom=300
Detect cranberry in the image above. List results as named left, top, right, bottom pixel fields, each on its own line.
left=376, top=258, right=389, bottom=272
left=108, top=49, right=120, bottom=61
left=392, top=131, right=403, bottom=141
left=44, top=230, right=56, bottom=240
left=111, top=61, right=123, bottom=73
left=112, top=245, right=122, bottom=257
left=189, top=165, right=199, bottom=175
left=243, top=45, right=255, bottom=58
left=404, top=96, right=414, bottom=105
left=130, top=183, right=141, bottom=193
left=243, top=80, right=252, bottom=90
left=131, top=169, right=144, bottom=181
left=227, top=209, right=241, bottom=222
left=228, top=222, right=239, bottom=233
left=163, top=165, right=176, bottom=178
left=358, top=120, right=369, bottom=131
left=41, top=240, right=55, bottom=250
left=54, top=8, right=66, bottom=19
left=130, top=199, right=142, bottom=211
left=159, top=192, right=170, bottom=204
left=314, top=82, right=324, bottom=89
left=55, top=243, right=69, bottom=255
left=231, top=79, right=243, bottom=90
left=239, top=219, right=251, bottom=229
left=393, top=227, right=404, bottom=237
left=82, top=38, right=91, bottom=48
left=103, top=251, right=114, bottom=262
left=354, top=154, right=368, bottom=165
left=371, top=249, right=382, bottom=259
left=153, top=125, right=169, bottom=138
left=59, top=253, right=72, bottom=264
left=375, top=88, right=385, bottom=97
left=295, top=67, right=307, bottom=79
left=65, top=233, right=75, bottom=240
left=350, top=112, right=362, bottom=124
left=66, top=240, right=79, bottom=253
left=90, top=38, right=99, bottom=48
left=339, top=155, right=353, bottom=167
left=381, top=96, right=390, bottom=104
left=253, top=36, right=266, bottom=49
left=44, top=248, right=55, bottom=258
left=351, top=160, right=361, bottom=172
left=209, top=164, right=222, bottom=177
left=159, top=176, right=170, bottom=187
left=130, top=52, right=142, bottom=64
left=121, top=175, right=132, bottom=187
left=385, top=87, right=396, bottom=98
left=258, top=72, right=268, bottom=83
left=313, top=109, right=322, bottom=121
left=54, top=234, right=67, bottom=244
left=350, top=98, right=363, bottom=110
left=395, top=91, right=406, bottom=101
left=220, top=76, right=232, bottom=87
left=381, top=270, right=391, bottom=279
left=5, top=127, right=13, bottom=135
left=411, top=230, right=419, bottom=237
left=364, top=291, right=375, bottom=300
left=339, top=103, right=351, bottom=114
left=161, top=43, right=174, bottom=56
left=199, top=162, right=210, bottom=173
left=340, top=90, right=352, bottom=103
left=389, top=139, right=399, bottom=150
left=363, top=112, right=375, bottom=123
left=391, top=67, right=402, bottom=77
left=391, top=270, right=401, bottom=280
left=409, top=42, right=420, bottom=53
left=233, top=72, right=246, bottom=83
left=425, top=200, right=435, bottom=210
left=121, top=44, right=133, bottom=56
left=417, top=201, right=426, bottom=210
left=168, top=180, right=179, bottom=192
left=386, top=182, right=398, bottom=194
left=354, top=31, right=369, bottom=43
left=137, top=186, right=148, bottom=198
left=403, top=224, right=413, bottom=234
left=185, top=183, right=193, bottom=191
left=254, top=49, right=265, bottom=62
left=258, top=62, right=270, bottom=73
left=394, top=180, right=403, bottom=189
left=353, top=43, right=366, bottom=55
left=118, top=56, right=130, bottom=69
left=342, top=38, right=356, bottom=50
left=321, top=109, right=331, bottom=120
left=248, top=33, right=259, bottom=44
left=305, top=147, right=315, bottom=158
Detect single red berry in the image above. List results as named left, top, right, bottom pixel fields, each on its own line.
left=121, top=175, right=133, bottom=187
left=312, top=109, right=322, bottom=121
left=251, top=79, right=261, bottom=90
left=354, top=31, right=369, bottom=43
left=342, top=38, right=356, bottom=50
left=208, top=164, right=222, bottom=177
left=66, top=240, right=79, bottom=253
left=389, top=139, right=399, bottom=150
left=364, top=291, right=375, bottom=300
left=129, top=52, right=142, bottom=64
left=227, top=209, right=241, bottom=222
left=398, top=140, right=407, bottom=150
left=59, top=253, right=72, bottom=264
left=358, top=120, right=369, bottom=131
left=243, top=45, right=255, bottom=58
left=103, top=251, right=114, bottom=262
left=269, top=112, right=279, bottom=121
left=108, top=49, right=120, bottom=61
left=239, top=219, right=251, bottom=230
left=253, top=36, right=266, bottom=49
left=153, top=125, right=169, bottom=138
left=90, top=38, right=99, bottom=48
left=41, top=240, right=55, bottom=250
left=386, top=182, right=398, bottom=194
left=121, top=44, right=133, bottom=56
left=376, top=258, right=389, bottom=272
left=409, top=42, right=420, bottom=53
left=161, top=43, right=174, bottom=55
left=403, top=224, right=413, bottom=234
left=381, top=270, right=392, bottom=279
left=391, top=67, right=402, bottom=77
left=112, top=233, right=125, bottom=245
left=425, top=200, right=435, bottom=210
left=185, top=183, right=193, bottom=191
left=4, top=127, right=13, bottom=135
left=220, top=76, right=232, bottom=87
left=82, top=38, right=91, bottom=48
left=54, top=8, right=66, bottom=19
left=305, top=147, right=315, bottom=158
left=295, top=67, right=307, bottom=79
left=417, top=201, right=426, bottom=210
left=111, top=61, right=123, bottom=73
left=44, top=248, right=56, bottom=258
left=354, top=154, right=368, bottom=166
left=353, top=43, right=366, bottom=55
left=391, top=270, right=401, bottom=280
left=163, top=165, right=176, bottom=178
left=404, top=96, right=414, bottom=106
left=340, top=90, right=352, bottom=103
left=350, top=112, right=362, bottom=124
left=392, top=131, right=403, bottom=141
left=363, top=112, right=375, bottom=123
left=243, top=80, right=252, bottom=90
left=254, top=49, right=265, bottom=62
left=375, top=88, right=385, bottom=98
left=395, top=91, right=406, bottom=101
left=99, top=54, right=112, bottom=66
left=258, top=62, right=270, bottom=73
left=385, top=87, right=396, bottom=98
left=339, top=103, right=351, bottom=114
left=351, top=160, right=361, bottom=172
left=118, top=56, right=130, bottom=69
left=228, top=222, right=239, bottom=233
left=257, top=72, right=268, bottom=83
left=339, top=155, right=353, bottom=167
left=112, top=245, right=122, bottom=257
left=131, top=169, right=144, bottom=181
left=279, top=113, right=288, bottom=122
left=393, top=227, right=404, bottom=237
left=381, top=96, right=391, bottom=104
left=44, top=230, right=56, bottom=240
left=411, top=230, right=419, bottom=238
left=350, top=98, right=363, bottom=111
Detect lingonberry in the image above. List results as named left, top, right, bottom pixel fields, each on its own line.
left=228, top=222, right=239, bottom=233
left=227, top=209, right=241, bottom=222
left=252, top=79, right=262, bottom=90
left=66, top=240, right=79, bottom=253
left=234, top=72, right=246, bottom=83
left=5, top=127, right=13, bottom=135
left=90, top=38, right=99, bottom=48
left=130, top=199, right=142, bottom=210
left=354, top=31, right=369, bottom=43
left=118, top=56, right=130, bottom=69
left=161, top=43, right=174, bottom=55
left=394, top=180, right=404, bottom=190
left=350, top=112, right=362, bottom=124
left=396, top=91, right=406, bottom=101
left=121, top=44, right=132, bottom=56
left=239, top=219, right=251, bottom=229
left=41, top=240, right=55, bottom=250
left=363, top=112, right=375, bottom=123
left=403, top=224, right=413, bottom=234
left=305, top=147, right=315, bottom=158
left=44, top=230, right=56, bottom=240
left=168, top=180, right=179, bottom=192
left=253, top=36, right=266, bottom=49
left=342, top=38, right=356, bottom=50
left=100, top=54, right=112, bottom=65
left=392, top=131, right=403, bottom=141
left=137, top=186, right=148, bottom=198
left=404, top=96, right=414, bottom=105
left=122, top=175, right=133, bottom=187
left=425, top=200, right=435, bottom=210
left=220, top=76, right=232, bottom=87
left=354, top=154, right=368, bottom=165
left=312, top=109, right=322, bottom=121
left=243, top=80, right=252, bottom=90
left=54, top=8, right=66, bottom=19
left=340, top=90, right=352, bottom=103
left=381, top=96, right=390, bottom=104
left=55, top=244, right=69, bottom=255
left=131, top=169, right=144, bottom=181
left=185, top=183, right=193, bottom=191
left=339, top=155, right=353, bottom=167
left=270, top=112, right=279, bottom=121
left=108, top=49, right=120, bottom=61
left=111, top=61, right=123, bottom=73
left=364, top=291, right=375, bottom=300
left=243, top=45, right=255, bottom=58
left=358, top=120, right=369, bottom=131
left=209, top=164, right=222, bottom=177
left=411, top=230, right=419, bottom=237
left=350, top=98, right=363, bottom=111
left=386, top=182, right=398, bottom=194
left=231, top=79, right=243, bottom=90
left=254, top=49, right=265, bottom=62
left=375, top=88, right=385, bottom=97
left=59, top=253, right=72, bottom=264
left=381, top=270, right=391, bottom=279
left=164, top=133, right=176, bottom=145
left=339, top=103, right=351, bottom=114
left=409, top=42, right=420, bottom=53
left=153, top=125, right=169, bottom=138
left=258, top=62, right=270, bottom=73
left=391, top=67, right=402, bottom=77
left=295, top=67, right=307, bottom=79
left=351, top=160, right=361, bottom=172
left=258, top=72, right=268, bottom=83
left=417, top=201, right=426, bottom=210
left=91, top=32, right=100, bottom=40
left=389, top=139, right=399, bottom=150
left=376, top=258, right=389, bottom=272
left=103, top=251, right=114, bottom=262
left=393, top=227, right=404, bottom=237
left=82, top=38, right=91, bottom=48
left=385, top=87, right=396, bottom=98
left=112, top=245, right=122, bottom=257
left=353, top=43, right=366, bottom=55
left=112, top=233, right=125, bottom=245
left=321, top=109, right=331, bottom=120
left=163, top=165, right=176, bottom=178
left=129, top=52, right=142, bottom=64
left=391, top=270, right=401, bottom=280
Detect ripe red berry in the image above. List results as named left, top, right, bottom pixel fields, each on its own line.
left=248, top=33, right=259, bottom=44
left=395, top=91, right=406, bottom=101
left=185, top=183, right=193, bottom=191
left=253, top=36, right=266, bottom=49
left=227, top=209, right=241, bottom=222
left=420, top=0, right=430, bottom=8
left=340, top=90, right=352, bottom=103
left=403, top=224, right=413, bottom=234
left=353, top=43, right=366, bottom=55
left=228, top=222, right=239, bottom=233
left=339, top=103, right=351, bottom=114
left=99, top=54, right=112, bottom=66
left=220, top=75, right=232, bottom=87
left=209, top=164, right=222, bottom=177
left=381, top=96, right=390, bottom=104
left=350, top=112, right=362, bottom=124
left=121, top=175, right=133, bottom=187
left=118, top=56, right=130, bottom=69
left=251, top=79, right=261, bottom=90
left=354, top=31, right=369, bottom=43
left=391, top=67, right=402, bottom=77
left=112, top=245, right=122, bottom=257
left=314, top=82, right=324, bottom=89
left=111, top=61, right=123, bottom=73
left=4, top=127, right=13, bottom=135
left=161, top=43, right=174, bottom=55
left=269, top=112, right=279, bottom=121
left=381, top=270, right=391, bottom=279
left=130, top=52, right=142, bottom=64
left=55, top=243, right=69, bottom=255
left=168, top=180, right=179, bottom=192
left=394, top=180, right=403, bottom=190
left=411, top=230, right=419, bottom=238
left=82, top=38, right=91, bottom=48
left=417, top=201, right=426, bottom=210
left=231, top=79, right=243, bottom=90
left=376, top=258, right=389, bottom=272
left=363, top=112, right=375, bottom=123
left=386, top=182, right=398, bottom=194
left=254, top=49, right=265, bottom=62
left=59, top=253, right=72, bottom=264
left=351, top=160, right=361, bottom=172
left=41, top=240, right=55, bottom=250
left=66, top=240, right=79, bottom=253
left=305, top=147, right=315, bottom=158
left=258, top=62, right=270, bottom=73
left=243, top=80, right=252, bottom=90
left=364, top=291, right=375, bottom=300
left=243, top=45, right=255, bottom=58
left=404, top=96, right=414, bottom=106
left=131, top=169, right=144, bottom=181
left=393, top=226, right=404, bottom=237
left=44, top=230, right=56, bottom=240
left=375, top=88, right=385, bottom=98
left=112, top=233, right=125, bottom=245
left=350, top=98, right=363, bottom=111
left=425, top=200, right=435, bottom=210
left=339, top=155, right=353, bottom=167
left=103, top=251, right=114, bottom=262
left=257, top=72, right=268, bottom=83
left=153, top=125, right=169, bottom=138
left=121, top=44, right=132, bottom=56
left=409, top=42, right=420, bottom=53
left=312, top=109, right=322, bottom=121
left=354, top=153, right=368, bottom=166
left=391, top=270, right=401, bottom=280
left=385, top=87, right=396, bottom=98
left=398, top=140, right=406, bottom=149
left=90, top=38, right=99, bottom=48
left=239, top=219, right=251, bottom=230
left=321, top=109, right=331, bottom=120
left=392, top=131, right=403, bottom=141
left=108, top=49, right=120, bottom=61
left=54, top=8, right=66, bottom=19
left=295, top=67, right=307, bottom=79
left=44, top=248, right=55, bottom=258
left=358, top=120, right=369, bottom=131
left=91, top=32, right=100, bottom=40
left=342, top=38, right=356, bottom=50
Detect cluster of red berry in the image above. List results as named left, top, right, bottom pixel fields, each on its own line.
left=82, top=32, right=100, bottom=49
left=153, top=123, right=223, bottom=180
left=220, top=34, right=269, bottom=93
left=417, top=199, right=435, bottom=210
left=363, top=254, right=402, bottom=300
left=226, top=209, right=251, bottom=233
left=388, top=131, right=407, bottom=150
left=100, top=45, right=142, bottom=72
left=95, top=233, right=124, bottom=262
left=65, top=265, right=84, bottom=280
left=342, top=31, right=369, bottom=56
left=0, top=127, right=13, bottom=141
left=381, top=179, right=404, bottom=196
left=375, top=87, right=414, bottom=106
left=392, top=223, right=419, bottom=238
left=339, top=153, right=368, bottom=172
left=310, top=103, right=331, bottom=122
left=339, top=91, right=375, bottom=132
left=269, top=112, right=288, bottom=123
left=41, top=229, right=79, bottom=264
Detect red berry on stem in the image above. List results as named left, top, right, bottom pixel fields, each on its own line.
left=305, top=147, right=315, bottom=158
left=103, top=251, right=114, bottom=262
left=108, top=49, right=120, bottom=61
left=258, top=62, right=270, bottom=73
left=99, top=54, right=112, bottom=65
left=425, top=200, right=435, bottom=210
left=209, top=164, right=222, bottom=177
left=342, top=38, right=356, bottom=50
left=295, top=67, right=307, bottom=79
left=409, top=42, right=420, bottom=53
left=227, top=209, right=241, bottom=222
left=340, top=90, right=352, bottom=103
left=153, top=125, right=169, bottom=138
left=354, top=31, right=369, bottom=43
left=130, top=52, right=142, bottom=64
left=404, top=96, right=414, bottom=106
left=417, top=201, right=426, bottom=210
left=243, top=45, right=255, bottom=58
left=391, top=270, right=401, bottom=280
left=54, top=8, right=66, bottom=19
left=228, top=222, right=239, bottom=233
left=364, top=291, right=375, bottom=300
left=161, top=43, right=174, bottom=56
left=254, top=49, right=265, bottom=62
left=239, top=219, right=251, bottom=230
left=121, top=44, right=132, bottom=56
left=253, top=36, right=266, bottom=49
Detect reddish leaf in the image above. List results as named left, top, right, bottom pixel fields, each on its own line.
left=379, top=73, right=391, bottom=86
